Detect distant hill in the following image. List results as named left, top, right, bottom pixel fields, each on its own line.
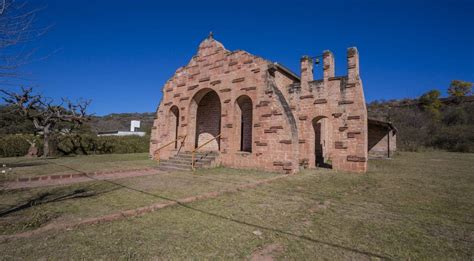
left=89, top=112, right=155, bottom=134
left=0, top=106, right=156, bottom=135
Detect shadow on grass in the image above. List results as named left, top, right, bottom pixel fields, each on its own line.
left=0, top=187, right=121, bottom=217
left=0, top=156, right=63, bottom=170
left=1, top=162, right=49, bottom=168
left=43, top=159, right=393, bottom=260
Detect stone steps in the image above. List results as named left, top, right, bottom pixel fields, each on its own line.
left=158, top=151, right=219, bottom=172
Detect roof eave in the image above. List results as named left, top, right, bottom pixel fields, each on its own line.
left=273, top=62, right=301, bottom=82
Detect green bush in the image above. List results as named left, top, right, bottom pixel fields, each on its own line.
left=0, top=134, right=33, bottom=157
left=93, top=135, right=150, bottom=154
left=55, top=134, right=98, bottom=155
left=431, top=125, right=474, bottom=153
left=54, top=134, right=150, bottom=155
left=0, top=134, right=150, bottom=158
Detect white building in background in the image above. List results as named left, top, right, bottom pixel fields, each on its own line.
left=97, top=120, right=146, bottom=137
left=130, top=120, right=141, bottom=132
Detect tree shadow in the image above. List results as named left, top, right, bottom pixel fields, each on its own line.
left=0, top=186, right=120, bottom=217
left=1, top=162, right=49, bottom=168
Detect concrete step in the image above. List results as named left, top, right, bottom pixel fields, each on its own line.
left=160, top=161, right=191, bottom=168
left=159, top=160, right=208, bottom=169
left=180, top=151, right=218, bottom=156
left=160, top=160, right=207, bottom=167
left=168, top=156, right=214, bottom=162
left=173, top=154, right=218, bottom=160
left=166, top=159, right=212, bottom=165
left=158, top=163, right=209, bottom=172
left=157, top=165, right=191, bottom=172
left=159, top=152, right=219, bottom=172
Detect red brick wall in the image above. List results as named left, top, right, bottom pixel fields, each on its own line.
left=290, top=48, right=368, bottom=173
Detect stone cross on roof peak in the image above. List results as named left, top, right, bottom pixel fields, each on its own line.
left=197, top=32, right=225, bottom=56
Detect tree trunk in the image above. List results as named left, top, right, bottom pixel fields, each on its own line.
left=43, top=128, right=50, bottom=158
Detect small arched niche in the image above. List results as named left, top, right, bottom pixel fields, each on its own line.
left=169, top=106, right=180, bottom=149
left=235, top=95, right=253, bottom=152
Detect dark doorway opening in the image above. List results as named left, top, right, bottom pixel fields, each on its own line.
left=312, top=117, right=332, bottom=168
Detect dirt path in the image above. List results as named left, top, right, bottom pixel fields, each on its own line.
left=0, top=174, right=289, bottom=242
left=3, top=168, right=162, bottom=190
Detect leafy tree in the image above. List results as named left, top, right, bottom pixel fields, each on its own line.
left=0, top=104, right=35, bottom=134
left=419, top=89, right=442, bottom=118
left=447, top=80, right=472, bottom=97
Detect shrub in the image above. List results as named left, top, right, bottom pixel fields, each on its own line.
left=0, top=134, right=150, bottom=158
left=54, top=134, right=150, bottom=155
left=94, top=135, right=150, bottom=154
left=55, top=133, right=98, bottom=155
left=431, top=125, right=474, bottom=153
left=0, top=134, right=33, bottom=157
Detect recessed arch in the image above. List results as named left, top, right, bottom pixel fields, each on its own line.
left=169, top=106, right=180, bottom=149
left=235, top=95, right=253, bottom=152
left=189, top=88, right=221, bottom=151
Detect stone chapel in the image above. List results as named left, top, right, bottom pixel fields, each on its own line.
left=150, top=34, right=396, bottom=174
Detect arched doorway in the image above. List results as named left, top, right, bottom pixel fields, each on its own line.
left=169, top=106, right=179, bottom=149
left=235, top=95, right=253, bottom=152
left=312, top=117, right=331, bottom=168
left=194, top=90, right=221, bottom=151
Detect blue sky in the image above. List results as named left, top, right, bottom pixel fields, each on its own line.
left=14, top=0, right=474, bottom=115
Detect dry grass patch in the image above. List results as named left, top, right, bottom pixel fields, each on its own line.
left=0, top=167, right=279, bottom=236
left=0, top=151, right=473, bottom=259
left=0, top=153, right=159, bottom=180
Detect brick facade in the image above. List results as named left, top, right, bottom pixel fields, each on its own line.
left=150, top=35, right=370, bottom=173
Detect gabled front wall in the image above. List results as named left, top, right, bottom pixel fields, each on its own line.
left=150, top=37, right=300, bottom=173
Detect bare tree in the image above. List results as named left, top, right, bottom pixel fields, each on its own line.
left=1, top=87, right=91, bottom=157
left=0, top=0, right=47, bottom=85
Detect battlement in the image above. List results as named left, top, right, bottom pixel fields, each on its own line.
left=300, top=47, right=359, bottom=84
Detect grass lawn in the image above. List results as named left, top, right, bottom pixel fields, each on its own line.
left=0, top=151, right=473, bottom=259
left=0, top=153, right=159, bottom=180
left=0, top=167, right=278, bottom=236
